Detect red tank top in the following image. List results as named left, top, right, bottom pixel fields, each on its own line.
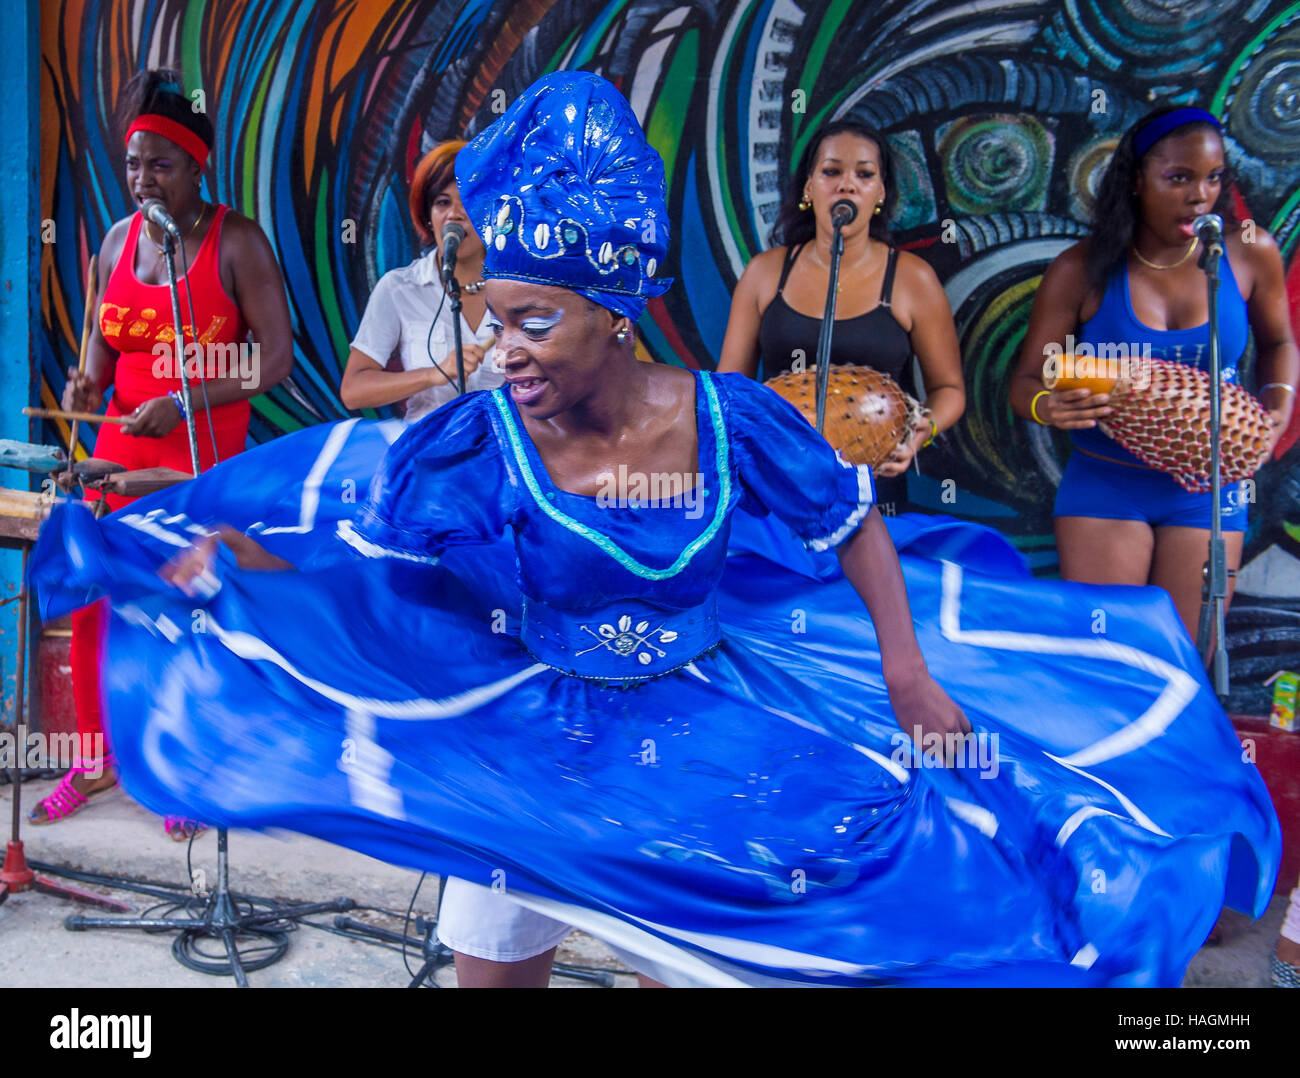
left=99, top=204, right=251, bottom=422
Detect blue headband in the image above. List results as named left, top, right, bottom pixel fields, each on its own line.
left=1133, top=108, right=1222, bottom=157
left=456, top=72, right=672, bottom=321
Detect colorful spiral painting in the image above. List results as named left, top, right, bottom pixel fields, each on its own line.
left=37, top=0, right=1300, bottom=712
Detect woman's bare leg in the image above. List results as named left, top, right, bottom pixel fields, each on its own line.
left=1148, top=526, right=1244, bottom=646
left=1055, top=516, right=1155, bottom=586
left=453, top=948, right=558, bottom=988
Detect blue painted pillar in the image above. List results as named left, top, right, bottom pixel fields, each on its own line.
left=0, top=0, right=40, bottom=722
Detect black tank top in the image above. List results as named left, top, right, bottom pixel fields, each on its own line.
left=757, top=243, right=912, bottom=384
left=756, top=243, right=913, bottom=513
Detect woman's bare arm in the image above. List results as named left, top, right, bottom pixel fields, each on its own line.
left=160, top=525, right=293, bottom=597
left=836, top=508, right=970, bottom=742
left=1239, top=229, right=1299, bottom=449
left=339, top=344, right=483, bottom=411
left=1011, top=244, right=1114, bottom=429
left=716, top=250, right=783, bottom=376
left=878, top=253, right=966, bottom=477
left=64, top=222, right=129, bottom=412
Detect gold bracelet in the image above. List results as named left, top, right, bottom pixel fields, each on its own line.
left=922, top=418, right=937, bottom=447
left=1030, top=390, right=1050, bottom=425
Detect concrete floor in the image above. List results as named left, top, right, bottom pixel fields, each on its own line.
left=0, top=778, right=634, bottom=988
left=0, top=776, right=1285, bottom=989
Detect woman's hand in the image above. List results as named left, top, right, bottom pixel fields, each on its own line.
left=62, top=367, right=103, bottom=414
left=160, top=533, right=222, bottom=597
left=160, top=524, right=292, bottom=596
left=876, top=423, right=929, bottom=478
left=1034, top=387, right=1114, bottom=430
left=886, top=665, right=972, bottom=758
left=431, top=343, right=485, bottom=384
left=121, top=396, right=183, bottom=438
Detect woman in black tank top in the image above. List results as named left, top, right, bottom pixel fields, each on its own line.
left=758, top=243, right=911, bottom=383
left=718, top=121, right=965, bottom=516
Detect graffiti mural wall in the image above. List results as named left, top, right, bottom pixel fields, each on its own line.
left=37, top=0, right=1300, bottom=711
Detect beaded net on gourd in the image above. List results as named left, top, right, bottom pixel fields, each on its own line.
left=764, top=365, right=926, bottom=471
left=1098, top=360, right=1272, bottom=492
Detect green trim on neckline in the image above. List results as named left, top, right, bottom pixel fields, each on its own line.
left=490, top=373, right=731, bottom=580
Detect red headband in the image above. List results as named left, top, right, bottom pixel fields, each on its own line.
left=125, top=114, right=210, bottom=168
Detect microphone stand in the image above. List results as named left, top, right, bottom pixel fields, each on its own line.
left=54, top=220, right=358, bottom=985
left=1194, top=232, right=1230, bottom=698
left=161, top=232, right=202, bottom=478
left=814, top=219, right=849, bottom=434
left=443, top=265, right=467, bottom=396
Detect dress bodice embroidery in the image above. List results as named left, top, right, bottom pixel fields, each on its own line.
left=348, top=370, right=875, bottom=681
left=494, top=371, right=732, bottom=678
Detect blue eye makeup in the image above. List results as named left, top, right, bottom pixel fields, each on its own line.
left=484, top=309, right=562, bottom=338
left=522, top=311, right=563, bottom=337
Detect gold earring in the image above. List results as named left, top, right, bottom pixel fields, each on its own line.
left=798, top=198, right=812, bottom=212
left=873, top=203, right=882, bottom=215
left=616, top=326, right=631, bottom=343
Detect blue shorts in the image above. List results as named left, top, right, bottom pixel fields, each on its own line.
left=1054, top=448, right=1249, bottom=531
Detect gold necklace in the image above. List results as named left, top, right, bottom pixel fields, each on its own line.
left=145, top=202, right=208, bottom=257
left=810, top=242, right=881, bottom=294
left=1132, top=236, right=1198, bottom=270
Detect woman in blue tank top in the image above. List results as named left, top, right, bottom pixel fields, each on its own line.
left=1011, top=105, right=1296, bottom=647
left=718, top=121, right=966, bottom=517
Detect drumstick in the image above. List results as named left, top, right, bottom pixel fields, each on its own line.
left=67, top=255, right=98, bottom=468
left=24, top=408, right=129, bottom=426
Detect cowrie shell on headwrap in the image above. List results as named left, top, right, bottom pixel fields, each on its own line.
left=535, top=223, right=550, bottom=249
left=496, top=204, right=511, bottom=228
left=646, top=258, right=658, bottom=278
left=599, top=242, right=613, bottom=264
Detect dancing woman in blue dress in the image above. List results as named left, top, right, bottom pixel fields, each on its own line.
left=33, top=73, right=1279, bottom=987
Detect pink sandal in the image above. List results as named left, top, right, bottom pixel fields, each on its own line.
left=28, top=756, right=118, bottom=825
left=163, top=816, right=208, bottom=842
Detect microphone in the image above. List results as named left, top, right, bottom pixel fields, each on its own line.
left=830, top=200, right=858, bottom=228
left=1193, top=213, right=1224, bottom=250
left=440, top=222, right=465, bottom=282
left=140, top=198, right=181, bottom=240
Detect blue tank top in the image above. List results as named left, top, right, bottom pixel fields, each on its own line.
left=1072, top=253, right=1249, bottom=466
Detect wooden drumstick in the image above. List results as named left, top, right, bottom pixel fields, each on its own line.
left=24, top=407, right=128, bottom=426
left=66, top=254, right=98, bottom=472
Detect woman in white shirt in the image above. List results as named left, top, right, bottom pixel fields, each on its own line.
left=341, top=140, right=504, bottom=423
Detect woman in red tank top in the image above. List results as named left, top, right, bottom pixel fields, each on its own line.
left=30, top=70, right=293, bottom=831
left=91, top=202, right=253, bottom=491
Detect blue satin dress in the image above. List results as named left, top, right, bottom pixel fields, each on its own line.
left=29, top=371, right=1280, bottom=986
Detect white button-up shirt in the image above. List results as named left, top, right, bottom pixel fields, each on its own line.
left=350, top=249, right=504, bottom=423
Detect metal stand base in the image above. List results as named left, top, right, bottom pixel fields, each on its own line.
left=0, top=839, right=132, bottom=911
left=45, top=828, right=355, bottom=987
left=0, top=544, right=131, bottom=914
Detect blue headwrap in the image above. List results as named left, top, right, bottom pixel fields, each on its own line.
left=456, top=71, right=672, bottom=321
left=1133, top=107, right=1222, bottom=158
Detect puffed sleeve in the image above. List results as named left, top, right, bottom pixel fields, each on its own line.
left=719, top=372, right=876, bottom=552
left=349, top=271, right=400, bottom=363
left=338, top=392, right=516, bottom=562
